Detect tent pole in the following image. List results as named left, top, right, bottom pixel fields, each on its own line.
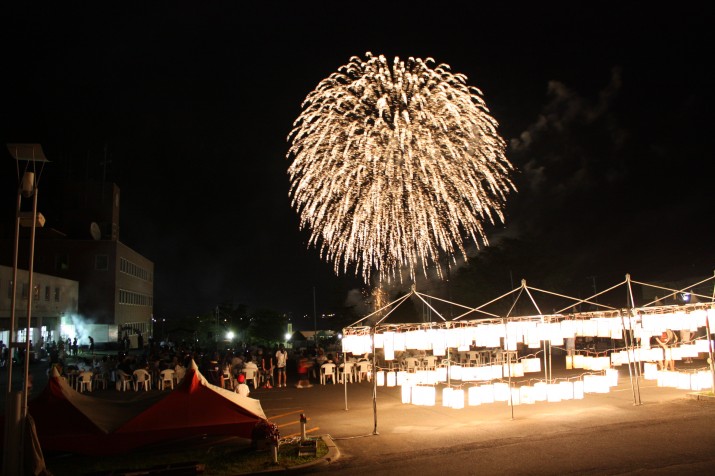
left=372, top=326, right=378, bottom=435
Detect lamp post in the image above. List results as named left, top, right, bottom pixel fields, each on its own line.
left=3, top=143, right=48, bottom=476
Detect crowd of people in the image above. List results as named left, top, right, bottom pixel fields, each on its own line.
left=38, top=337, right=346, bottom=396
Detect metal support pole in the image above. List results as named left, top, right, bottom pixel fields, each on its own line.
left=5, top=190, right=21, bottom=394
left=371, top=326, right=378, bottom=435
left=22, top=187, right=39, bottom=417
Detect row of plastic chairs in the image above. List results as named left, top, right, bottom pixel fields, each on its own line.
left=114, top=367, right=186, bottom=392
left=319, top=361, right=372, bottom=385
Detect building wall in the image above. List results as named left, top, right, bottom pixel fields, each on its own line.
left=0, top=264, right=79, bottom=344
left=115, top=241, right=154, bottom=329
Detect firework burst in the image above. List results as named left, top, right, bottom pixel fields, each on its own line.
left=287, top=52, right=516, bottom=284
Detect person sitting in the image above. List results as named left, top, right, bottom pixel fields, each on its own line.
left=313, top=349, right=327, bottom=380
left=235, top=373, right=250, bottom=397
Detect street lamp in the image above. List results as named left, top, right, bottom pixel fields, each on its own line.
left=3, top=143, right=48, bottom=476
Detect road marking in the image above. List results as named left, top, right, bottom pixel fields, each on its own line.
left=267, top=409, right=305, bottom=420
left=283, top=427, right=320, bottom=439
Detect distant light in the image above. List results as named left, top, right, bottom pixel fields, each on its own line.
left=338, top=333, right=343, bottom=339
left=285, top=333, right=292, bottom=341
left=226, top=331, right=235, bottom=340
left=681, top=293, right=691, bottom=303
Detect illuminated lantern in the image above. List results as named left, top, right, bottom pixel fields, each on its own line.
left=605, top=369, right=619, bottom=387
left=373, top=333, right=384, bottom=349
left=394, top=332, right=406, bottom=351
left=546, top=384, right=562, bottom=402
left=468, top=386, right=481, bottom=406
left=383, top=332, right=395, bottom=361
left=489, top=364, right=503, bottom=379
left=442, top=387, right=453, bottom=407
left=519, top=385, right=535, bottom=404
left=436, top=367, right=448, bottom=382
left=460, top=367, right=477, bottom=382
left=376, top=371, right=385, bottom=386
left=573, top=354, right=585, bottom=369
left=412, top=386, right=436, bottom=406
left=401, top=384, right=411, bottom=404
left=493, top=382, right=510, bottom=401
left=396, top=371, right=407, bottom=386
left=695, top=339, right=714, bottom=353
left=387, top=371, right=396, bottom=387
left=643, top=362, right=658, bottom=380
left=450, top=389, right=465, bottom=409
left=559, top=381, right=574, bottom=400
left=478, top=384, right=495, bottom=404
left=449, top=365, right=463, bottom=381
left=523, top=357, right=541, bottom=373
left=432, top=329, right=447, bottom=356
left=507, top=387, right=521, bottom=406
left=565, top=355, right=573, bottom=370
left=532, top=382, right=547, bottom=401
left=573, top=380, right=584, bottom=399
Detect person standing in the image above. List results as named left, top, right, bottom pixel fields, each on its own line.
left=275, top=344, right=288, bottom=388
left=260, top=348, right=274, bottom=389
left=656, top=329, right=678, bottom=371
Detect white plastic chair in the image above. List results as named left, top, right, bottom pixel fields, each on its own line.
left=467, top=351, right=480, bottom=367
left=133, top=368, right=151, bottom=391
left=92, top=370, right=108, bottom=390
left=115, top=370, right=132, bottom=391
left=159, top=369, right=175, bottom=390
left=356, top=361, right=371, bottom=382
left=423, top=356, right=438, bottom=371
left=78, top=371, right=93, bottom=393
left=321, top=363, right=336, bottom=384
left=338, top=362, right=355, bottom=384
left=404, top=357, right=420, bottom=373
left=243, top=368, right=259, bottom=390
left=221, top=366, right=234, bottom=390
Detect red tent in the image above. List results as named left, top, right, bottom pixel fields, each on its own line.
left=26, top=361, right=267, bottom=455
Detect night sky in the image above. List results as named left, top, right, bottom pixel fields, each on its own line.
left=2, top=3, right=713, bottom=323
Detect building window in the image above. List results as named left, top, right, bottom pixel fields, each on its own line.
left=95, top=255, right=109, bottom=271
left=45, top=286, right=50, bottom=301
left=21, top=283, right=28, bottom=299
left=55, top=254, right=69, bottom=271
left=54, top=287, right=60, bottom=302
left=33, top=284, right=40, bottom=301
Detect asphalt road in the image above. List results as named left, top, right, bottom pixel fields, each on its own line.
left=256, top=365, right=715, bottom=475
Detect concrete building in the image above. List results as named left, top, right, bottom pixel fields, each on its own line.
left=0, top=179, right=154, bottom=346
left=0, top=264, right=78, bottom=351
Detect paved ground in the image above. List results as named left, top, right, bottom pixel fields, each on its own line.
left=2, top=354, right=715, bottom=475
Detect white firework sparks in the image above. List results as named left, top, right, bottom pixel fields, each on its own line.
left=287, top=52, right=516, bottom=284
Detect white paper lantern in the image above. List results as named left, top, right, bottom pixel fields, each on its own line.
left=559, top=381, right=574, bottom=400
left=383, top=332, right=395, bottom=361
left=519, top=385, right=535, bottom=404
left=533, top=382, right=547, bottom=401
left=412, top=386, right=435, bottom=406
left=546, top=384, right=562, bottom=402
left=468, top=386, right=482, bottom=406
left=401, top=384, right=411, bottom=404
left=573, top=380, right=584, bottom=399
left=493, top=382, right=510, bottom=401
left=442, top=387, right=453, bottom=407
left=478, top=384, right=495, bottom=404
left=450, top=389, right=465, bottom=409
